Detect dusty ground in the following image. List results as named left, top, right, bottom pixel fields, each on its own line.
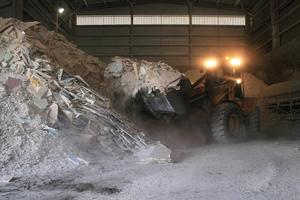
left=1, top=139, right=300, bottom=200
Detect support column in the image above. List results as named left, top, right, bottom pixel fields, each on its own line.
left=12, top=0, right=23, bottom=20
left=244, top=12, right=252, bottom=56
left=187, top=1, right=193, bottom=68
left=129, top=1, right=134, bottom=57
left=270, top=0, right=280, bottom=49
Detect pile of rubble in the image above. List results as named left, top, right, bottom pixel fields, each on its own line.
left=0, top=18, right=148, bottom=177
left=0, top=17, right=106, bottom=92
left=104, top=56, right=183, bottom=111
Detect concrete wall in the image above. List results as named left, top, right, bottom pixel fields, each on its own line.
left=75, top=3, right=246, bottom=72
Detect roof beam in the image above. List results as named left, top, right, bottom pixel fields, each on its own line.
left=194, top=0, right=243, bottom=11
left=126, top=0, right=133, bottom=6
left=234, top=0, right=241, bottom=6
left=76, top=0, right=243, bottom=12
left=82, top=0, right=88, bottom=7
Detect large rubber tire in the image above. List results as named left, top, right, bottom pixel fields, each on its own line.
left=210, top=102, right=246, bottom=143
left=246, top=107, right=260, bottom=136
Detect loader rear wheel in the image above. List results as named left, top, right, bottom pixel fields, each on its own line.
left=210, top=102, right=246, bottom=143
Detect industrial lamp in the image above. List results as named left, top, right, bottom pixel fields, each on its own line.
left=58, top=7, right=65, bottom=14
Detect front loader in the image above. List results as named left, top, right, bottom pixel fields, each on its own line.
left=138, top=56, right=260, bottom=143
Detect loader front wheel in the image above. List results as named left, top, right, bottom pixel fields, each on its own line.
left=210, top=103, right=246, bottom=143
left=246, top=107, right=261, bottom=137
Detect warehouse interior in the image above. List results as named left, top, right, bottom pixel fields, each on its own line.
left=1, top=0, right=300, bottom=199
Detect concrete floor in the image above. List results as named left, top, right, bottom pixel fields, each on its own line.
left=1, top=140, right=300, bottom=200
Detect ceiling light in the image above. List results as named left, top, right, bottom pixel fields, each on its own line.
left=58, top=8, right=65, bottom=14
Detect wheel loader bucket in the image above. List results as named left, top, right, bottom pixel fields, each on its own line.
left=141, top=89, right=187, bottom=118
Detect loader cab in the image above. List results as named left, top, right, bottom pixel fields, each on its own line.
left=199, top=57, right=245, bottom=105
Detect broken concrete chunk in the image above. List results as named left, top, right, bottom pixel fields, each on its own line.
left=5, top=77, right=22, bottom=91
left=0, top=84, right=5, bottom=92
left=42, top=124, right=58, bottom=136
left=3, top=52, right=13, bottom=64
left=1, top=62, right=8, bottom=68
left=27, top=71, right=48, bottom=97
left=48, top=103, right=58, bottom=126
left=13, top=61, right=25, bottom=74
left=67, top=154, right=89, bottom=165
left=135, top=142, right=171, bottom=164
left=0, top=48, right=5, bottom=62
left=62, top=109, right=73, bottom=122
left=45, top=89, right=52, bottom=98
left=33, top=97, right=48, bottom=110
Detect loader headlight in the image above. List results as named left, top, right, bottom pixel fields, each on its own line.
left=229, top=58, right=242, bottom=67
left=236, top=78, right=242, bottom=84
left=203, top=59, right=218, bottom=69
